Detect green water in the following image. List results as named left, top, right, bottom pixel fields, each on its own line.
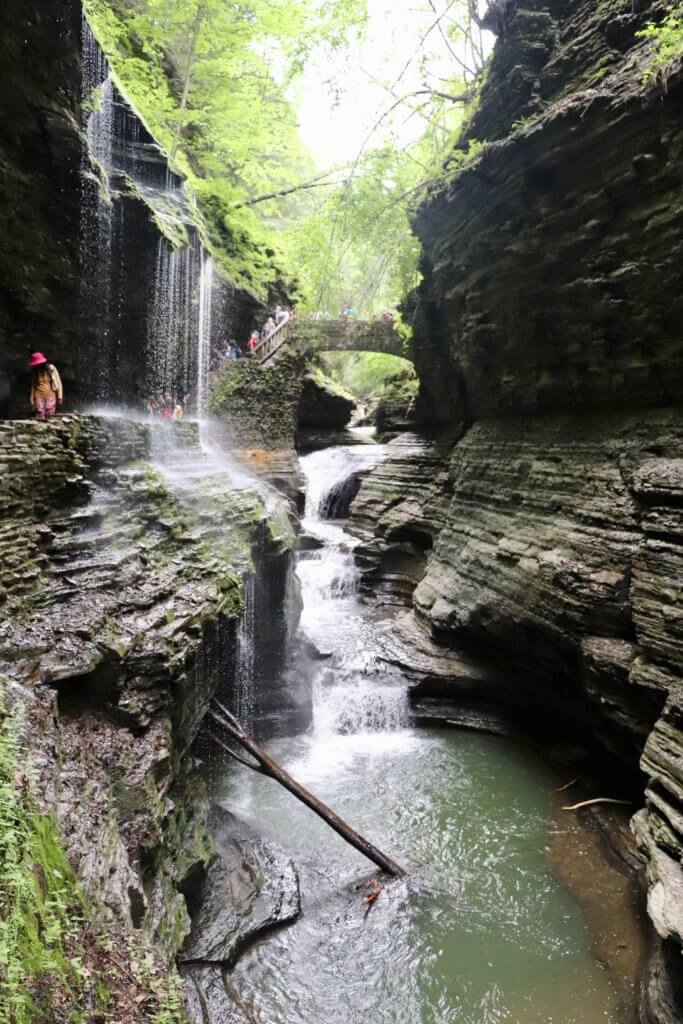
left=210, top=443, right=630, bottom=1023
left=214, top=726, right=624, bottom=1024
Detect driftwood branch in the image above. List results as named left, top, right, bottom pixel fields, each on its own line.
left=562, top=797, right=632, bottom=812
left=209, top=700, right=407, bottom=878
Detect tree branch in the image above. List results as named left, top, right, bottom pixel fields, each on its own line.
left=234, top=177, right=346, bottom=209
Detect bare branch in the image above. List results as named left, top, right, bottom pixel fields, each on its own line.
left=562, top=798, right=632, bottom=812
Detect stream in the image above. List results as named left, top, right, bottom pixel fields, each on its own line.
left=210, top=438, right=632, bottom=1024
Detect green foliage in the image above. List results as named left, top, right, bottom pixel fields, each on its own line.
left=0, top=681, right=90, bottom=1023
left=84, top=0, right=366, bottom=298
left=377, top=368, right=419, bottom=407
left=320, top=352, right=414, bottom=400
left=639, top=4, right=683, bottom=89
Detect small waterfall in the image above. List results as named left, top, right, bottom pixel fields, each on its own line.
left=297, top=443, right=411, bottom=747
left=80, top=16, right=217, bottom=411
left=81, top=17, right=115, bottom=399
left=197, top=253, right=214, bottom=420
left=146, top=239, right=200, bottom=402
left=233, top=574, right=256, bottom=731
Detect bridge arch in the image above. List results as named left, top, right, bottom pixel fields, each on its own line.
left=256, top=318, right=411, bottom=366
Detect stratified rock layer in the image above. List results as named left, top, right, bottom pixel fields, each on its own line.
left=400, top=2, right=683, bottom=1018
left=0, top=414, right=296, bottom=959
left=348, top=433, right=452, bottom=605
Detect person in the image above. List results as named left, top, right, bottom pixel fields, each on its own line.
left=145, top=396, right=159, bottom=417
left=341, top=304, right=355, bottom=320
left=246, top=331, right=259, bottom=354
left=227, top=340, right=239, bottom=360
left=263, top=317, right=276, bottom=338
left=29, top=352, right=63, bottom=420
left=274, top=305, right=287, bottom=325
left=172, top=401, right=184, bottom=421
left=160, top=395, right=174, bottom=421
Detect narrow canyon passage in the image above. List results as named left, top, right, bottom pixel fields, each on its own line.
left=209, top=439, right=639, bottom=1024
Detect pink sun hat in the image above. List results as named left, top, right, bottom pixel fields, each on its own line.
left=28, top=352, right=48, bottom=369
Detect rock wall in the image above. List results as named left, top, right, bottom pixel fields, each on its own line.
left=0, top=4, right=264, bottom=418
left=0, top=0, right=82, bottom=417
left=391, top=2, right=683, bottom=1019
left=0, top=415, right=297, bottom=992
left=410, top=0, right=682, bottom=428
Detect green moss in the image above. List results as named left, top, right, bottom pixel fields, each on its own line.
left=378, top=369, right=419, bottom=407
left=305, top=366, right=356, bottom=404
left=121, top=177, right=190, bottom=249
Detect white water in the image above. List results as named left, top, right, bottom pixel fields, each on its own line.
left=214, top=442, right=629, bottom=1024
left=295, top=441, right=415, bottom=762
left=197, top=253, right=214, bottom=421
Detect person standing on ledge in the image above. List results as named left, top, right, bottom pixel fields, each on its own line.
left=28, top=352, right=63, bottom=420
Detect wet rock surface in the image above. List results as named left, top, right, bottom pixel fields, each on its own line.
left=180, top=804, right=300, bottom=1024
left=0, top=414, right=295, bottom=956
left=347, top=433, right=452, bottom=605
left=181, top=804, right=300, bottom=966
left=297, top=371, right=357, bottom=431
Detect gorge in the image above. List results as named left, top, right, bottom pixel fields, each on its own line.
left=1, top=2, right=682, bottom=1024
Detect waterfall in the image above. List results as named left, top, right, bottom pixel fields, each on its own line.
left=146, top=240, right=201, bottom=402
left=80, top=16, right=216, bottom=411
left=233, top=574, right=256, bottom=731
left=197, top=253, right=214, bottom=421
left=81, top=17, right=115, bottom=400
left=297, top=443, right=412, bottom=748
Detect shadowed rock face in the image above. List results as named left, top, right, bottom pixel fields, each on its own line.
left=409, top=0, right=682, bottom=428
left=385, top=2, right=683, bottom=1017
left=297, top=373, right=357, bottom=430
left=0, top=414, right=297, bottom=960
left=0, top=4, right=262, bottom=418
left=0, top=0, right=81, bottom=417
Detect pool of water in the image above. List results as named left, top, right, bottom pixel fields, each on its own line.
left=210, top=441, right=629, bottom=1024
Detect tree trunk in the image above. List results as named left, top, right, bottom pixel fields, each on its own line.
left=208, top=701, right=407, bottom=879
left=169, top=2, right=205, bottom=163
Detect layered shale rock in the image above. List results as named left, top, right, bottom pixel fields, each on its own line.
left=0, top=415, right=296, bottom=960
left=400, top=2, right=683, bottom=1017
left=410, top=0, right=682, bottom=429
left=348, top=434, right=452, bottom=605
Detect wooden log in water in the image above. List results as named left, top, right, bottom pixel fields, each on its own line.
left=208, top=700, right=407, bottom=879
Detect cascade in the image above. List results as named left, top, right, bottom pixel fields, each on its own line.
left=233, top=574, right=256, bottom=732
left=197, top=253, right=214, bottom=420
left=297, top=441, right=412, bottom=742
left=79, top=17, right=216, bottom=410
left=211, top=440, right=640, bottom=1024
left=81, top=17, right=115, bottom=399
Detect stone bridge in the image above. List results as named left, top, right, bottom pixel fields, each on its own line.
left=255, top=318, right=411, bottom=366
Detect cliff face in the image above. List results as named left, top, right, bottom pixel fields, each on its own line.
left=0, top=6, right=262, bottom=418
left=0, top=414, right=298, bottom=1015
left=401, top=2, right=683, bottom=1019
left=411, top=0, right=682, bottom=427
left=0, top=0, right=82, bottom=416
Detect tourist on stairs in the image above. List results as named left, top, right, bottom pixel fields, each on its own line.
left=28, top=352, right=63, bottom=420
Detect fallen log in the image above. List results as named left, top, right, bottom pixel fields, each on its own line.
left=208, top=699, right=407, bottom=878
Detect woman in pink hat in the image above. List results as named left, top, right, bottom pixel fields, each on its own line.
left=28, top=353, right=63, bottom=420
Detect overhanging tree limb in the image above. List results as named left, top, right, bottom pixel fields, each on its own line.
left=234, top=175, right=347, bottom=209
left=208, top=700, right=407, bottom=878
